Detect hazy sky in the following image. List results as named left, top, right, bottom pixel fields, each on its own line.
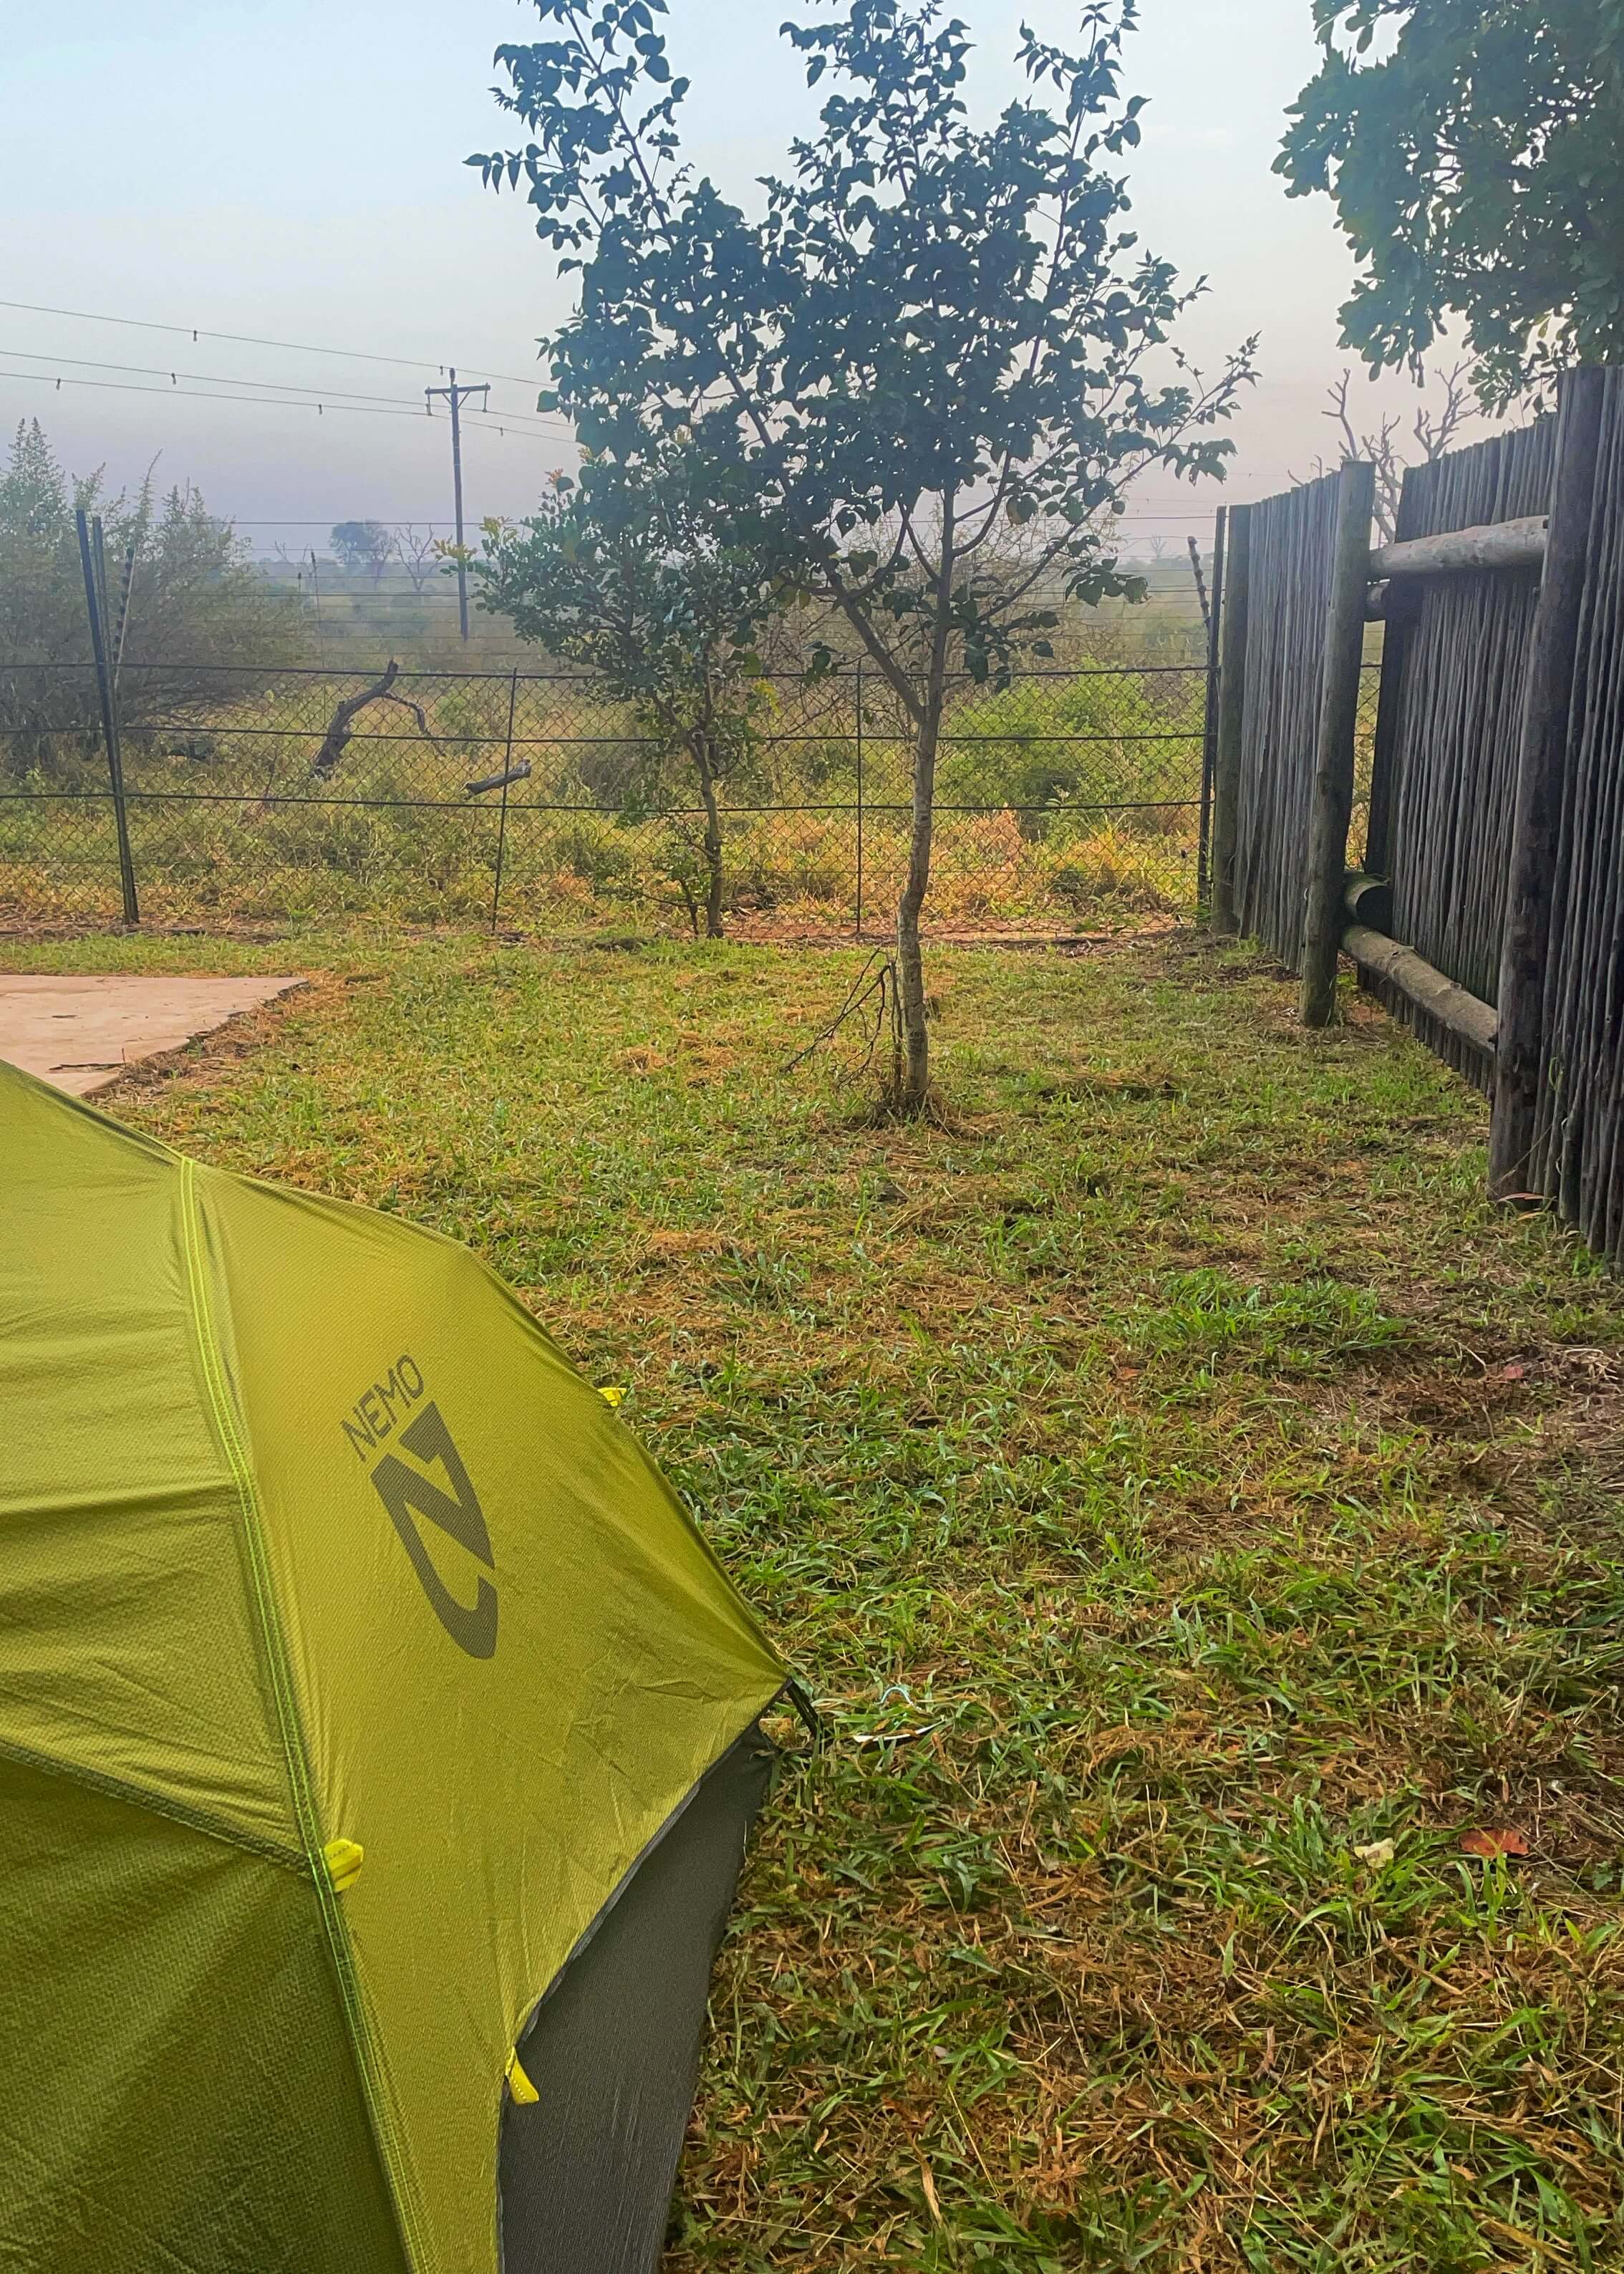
left=1, top=0, right=1469, bottom=556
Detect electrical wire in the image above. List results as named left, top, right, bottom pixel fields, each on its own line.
left=0, top=347, right=569, bottom=432
left=0, top=297, right=547, bottom=390
left=0, top=364, right=574, bottom=445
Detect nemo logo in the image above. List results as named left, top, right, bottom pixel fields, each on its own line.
left=368, top=1402, right=498, bottom=1659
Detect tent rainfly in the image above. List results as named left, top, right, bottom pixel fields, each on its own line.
left=0, top=1056, right=791, bottom=2273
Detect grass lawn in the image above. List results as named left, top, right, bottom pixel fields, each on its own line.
left=13, top=925, right=1624, bottom=2270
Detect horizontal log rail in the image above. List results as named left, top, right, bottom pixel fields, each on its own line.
left=1341, top=923, right=1498, bottom=1056
left=1368, top=514, right=1547, bottom=582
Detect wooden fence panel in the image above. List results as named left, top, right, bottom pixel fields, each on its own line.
left=1367, top=419, right=1557, bottom=1082
left=1232, top=471, right=1343, bottom=968
left=1532, top=370, right=1624, bottom=1259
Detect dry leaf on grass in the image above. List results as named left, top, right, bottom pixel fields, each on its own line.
left=1459, top=1828, right=1530, bottom=1858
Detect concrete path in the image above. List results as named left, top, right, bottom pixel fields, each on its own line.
left=0, top=974, right=304, bottom=1096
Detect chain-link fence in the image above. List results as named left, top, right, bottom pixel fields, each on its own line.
left=0, top=657, right=1237, bottom=937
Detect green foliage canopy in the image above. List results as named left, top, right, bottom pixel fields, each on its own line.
left=1277, top=0, right=1624, bottom=403
left=470, top=0, right=1252, bottom=1087
left=474, top=455, right=781, bottom=761
left=470, top=0, right=1253, bottom=696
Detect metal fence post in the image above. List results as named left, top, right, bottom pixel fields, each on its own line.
left=1196, top=506, right=1226, bottom=915
left=1300, top=459, right=1377, bottom=1026
left=490, top=668, right=519, bottom=934
left=75, top=509, right=139, bottom=927
left=854, top=661, right=864, bottom=940
left=1209, top=503, right=1251, bottom=935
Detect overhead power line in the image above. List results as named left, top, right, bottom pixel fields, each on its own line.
left=0, top=297, right=548, bottom=392
left=0, top=346, right=570, bottom=433
left=0, top=364, right=575, bottom=445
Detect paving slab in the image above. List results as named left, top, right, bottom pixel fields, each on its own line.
left=0, top=974, right=304, bottom=1096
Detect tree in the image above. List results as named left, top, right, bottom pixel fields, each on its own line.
left=393, top=524, right=442, bottom=595
left=0, top=421, right=301, bottom=774
left=1276, top=0, right=1624, bottom=406
left=330, top=519, right=394, bottom=584
left=474, top=454, right=787, bottom=936
left=1297, top=360, right=1475, bottom=541
left=470, top=0, right=1253, bottom=1111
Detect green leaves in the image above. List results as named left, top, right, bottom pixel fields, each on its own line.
left=1276, top=0, right=1624, bottom=400
left=472, top=0, right=1249, bottom=624
left=468, top=0, right=1247, bottom=979
left=470, top=443, right=788, bottom=796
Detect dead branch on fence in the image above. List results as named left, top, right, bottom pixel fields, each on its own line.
left=249, top=662, right=452, bottom=809
left=464, top=761, right=531, bottom=796
left=309, top=660, right=447, bottom=781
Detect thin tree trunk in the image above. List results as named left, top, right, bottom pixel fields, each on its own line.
left=693, top=736, right=725, bottom=939
left=895, top=697, right=942, bottom=1104
left=896, top=496, right=957, bottom=1109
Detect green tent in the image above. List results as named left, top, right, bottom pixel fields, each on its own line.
left=0, top=1056, right=788, bottom=2273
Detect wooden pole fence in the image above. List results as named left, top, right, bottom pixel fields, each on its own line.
left=1300, top=459, right=1376, bottom=1026
left=1489, top=366, right=1608, bottom=1200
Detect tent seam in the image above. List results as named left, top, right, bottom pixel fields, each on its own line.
left=0, top=1733, right=308, bottom=1871
left=178, top=1153, right=432, bottom=2274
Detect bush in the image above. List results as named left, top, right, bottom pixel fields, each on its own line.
left=0, top=420, right=303, bottom=782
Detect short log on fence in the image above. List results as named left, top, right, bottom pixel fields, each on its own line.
left=1368, top=515, right=1548, bottom=582
left=1340, top=923, right=1497, bottom=1058
left=1341, top=869, right=1393, bottom=934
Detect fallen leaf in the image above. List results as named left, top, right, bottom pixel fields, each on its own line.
left=1354, top=1838, right=1396, bottom=1868
left=919, top=2159, right=942, bottom=2225
left=1460, top=1828, right=1529, bottom=1858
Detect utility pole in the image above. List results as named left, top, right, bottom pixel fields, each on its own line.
left=425, top=367, right=489, bottom=640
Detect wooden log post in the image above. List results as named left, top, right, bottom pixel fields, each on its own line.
left=1209, top=502, right=1250, bottom=935
left=1489, top=366, right=1608, bottom=1202
left=1363, top=572, right=1419, bottom=880
left=1300, top=460, right=1377, bottom=1025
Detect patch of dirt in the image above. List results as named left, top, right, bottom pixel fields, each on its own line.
left=87, top=978, right=320, bottom=1104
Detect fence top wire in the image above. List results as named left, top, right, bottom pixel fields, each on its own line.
left=0, top=657, right=1211, bottom=683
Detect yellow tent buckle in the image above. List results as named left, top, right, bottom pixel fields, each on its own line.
left=597, top=1384, right=627, bottom=1408
left=323, top=1838, right=364, bottom=1894
left=506, top=2049, right=539, bottom=2105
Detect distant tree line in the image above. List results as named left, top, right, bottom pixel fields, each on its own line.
left=0, top=420, right=302, bottom=777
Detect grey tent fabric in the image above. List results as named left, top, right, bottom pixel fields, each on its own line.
left=498, top=1727, right=775, bottom=2273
